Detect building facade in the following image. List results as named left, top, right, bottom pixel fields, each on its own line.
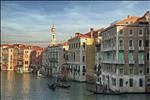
left=100, top=12, right=149, bottom=93
left=66, top=28, right=101, bottom=82
left=1, top=45, right=18, bottom=71
left=0, top=44, right=44, bottom=72
left=42, top=42, right=68, bottom=76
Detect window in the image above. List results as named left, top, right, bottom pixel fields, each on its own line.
left=64, top=54, right=65, bottom=59
left=147, top=53, right=149, bottom=60
left=129, top=78, right=133, bottom=87
left=129, top=39, right=133, bottom=47
left=147, top=29, right=149, bottom=35
left=119, top=30, right=123, bottom=35
left=129, top=52, right=134, bottom=62
left=138, top=52, right=144, bottom=61
left=83, top=42, right=86, bottom=48
left=112, top=78, right=116, bottom=86
left=79, top=43, right=80, bottom=48
left=119, top=67, right=123, bottom=74
left=129, top=67, right=134, bottom=74
left=74, top=52, right=75, bottom=61
left=25, top=61, right=28, bottom=64
left=139, top=30, right=143, bottom=35
left=119, top=39, right=123, bottom=47
left=82, top=66, right=86, bottom=72
left=147, top=68, right=149, bottom=74
left=139, top=79, right=143, bottom=87
left=119, top=78, right=123, bottom=87
left=82, top=56, right=85, bottom=62
left=145, top=40, right=149, bottom=47
left=83, top=72, right=85, bottom=76
left=139, top=40, right=143, bottom=47
left=129, top=29, right=133, bottom=35
left=118, top=52, right=124, bottom=62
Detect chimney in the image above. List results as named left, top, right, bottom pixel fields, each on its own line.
left=90, top=28, right=94, bottom=38
left=75, top=33, right=80, bottom=37
left=127, top=15, right=132, bottom=18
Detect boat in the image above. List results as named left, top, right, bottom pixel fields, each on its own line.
left=16, top=68, right=23, bottom=74
left=86, top=82, right=123, bottom=95
left=56, top=83, right=71, bottom=89
left=87, top=88, right=123, bottom=95
left=47, top=83, right=56, bottom=91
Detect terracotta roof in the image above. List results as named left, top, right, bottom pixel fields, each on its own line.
left=101, top=12, right=149, bottom=33
left=1, top=44, right=44, bottom=50
left=60, top=42, right=68, bottom=46
left=85, top=28, right=104, bottom=38
left=68, top=33, right=90, bottom=41
left=116, top=16, right=139, bottom=24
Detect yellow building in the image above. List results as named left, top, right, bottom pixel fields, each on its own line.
left=23, top=47, right=32, bottom=72
left=66, top=28, right=102, bottom=82
left=1, top=45, right=18, bottom=71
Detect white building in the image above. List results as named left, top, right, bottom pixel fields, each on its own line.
left=100, top=12, right=149, bottom=93
left=42, top=43, right=68, bottom=76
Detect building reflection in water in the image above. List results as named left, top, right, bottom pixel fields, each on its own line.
left=22, top=73, right=31, bottom=99
left=6, top=71, right=15, bottom=97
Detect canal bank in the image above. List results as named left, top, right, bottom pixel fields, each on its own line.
left=1, top=71, right=150, bottom=100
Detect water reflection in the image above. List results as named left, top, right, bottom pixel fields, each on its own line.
left=1, top=71, right=150, bottom=100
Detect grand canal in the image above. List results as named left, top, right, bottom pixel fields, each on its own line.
left=1, top=71, right=150, bottom=100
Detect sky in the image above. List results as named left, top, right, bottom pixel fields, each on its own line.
left=1, top=1, right=150, bottom=47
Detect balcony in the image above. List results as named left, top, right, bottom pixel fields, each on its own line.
left=118, top=60, right=125, bottom=64
left=139, top=60, right=145, bottom=64
left=112, top=46, right=116, bottom=50
left=138, top=46, right=144, bottom=51
left=101, top=47, right=116, bottom=51
left=129, top=46, right=134, bottom=50
left=129, top=60, right=135, bottom=64
left=119, top=46, right=124, bottom=50
left=101, top=60, right=117, bottom=64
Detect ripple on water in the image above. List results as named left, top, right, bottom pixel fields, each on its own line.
left=1, top=72, right=150, bottom=100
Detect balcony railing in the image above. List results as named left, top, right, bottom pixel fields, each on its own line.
left=101, top=47, right=116, bottom=51
left=119, top=46, right=124, bottom=50
left=129, top=46, right=134, bottom=50
left=101, top=60, right=117, bottom=64
left=129, top=60, right=135, bottom=64
left=138, top=46, right=144, bottom=50
left=138, top=60, right=145, bottom=64
left=118, top=60, right=125, bottom=64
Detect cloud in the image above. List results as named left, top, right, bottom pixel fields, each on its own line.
left=1, top=1, right=149, bottom=46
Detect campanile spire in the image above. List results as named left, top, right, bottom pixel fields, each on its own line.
left=50, top=24, right=56, bottom=46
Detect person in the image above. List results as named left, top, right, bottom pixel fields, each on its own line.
left=51, top=83, right=56, bottom=91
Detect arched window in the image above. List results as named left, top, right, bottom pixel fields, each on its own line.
left=129, top=78, right=133, bottom=87
left=119, top=78, right=123, bottom=87
left=129, top=39, right=133, bottom=47
left=139, top=78, right=143, bottom=87
left=139, top=40, right=143, bottom=47
left=119, top=39, right=123, bottom=47
left=129, top=29, right=133, bottom=35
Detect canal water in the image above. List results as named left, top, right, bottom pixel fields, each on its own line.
left=1, top=71, right=150, bottom=100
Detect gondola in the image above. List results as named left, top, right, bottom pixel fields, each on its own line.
left=56, top=83, right=71, bottom=89
left=47, top=83, right=56, bottom=91
left=87, top=88, right=123, bottom=95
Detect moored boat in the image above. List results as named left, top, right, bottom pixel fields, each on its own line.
left=16, top=68, right=23, bottom=74
left=56, top=83, right=71, bottom=89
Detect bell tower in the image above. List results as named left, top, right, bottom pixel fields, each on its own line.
left=50, top=24, right=56, bottom=46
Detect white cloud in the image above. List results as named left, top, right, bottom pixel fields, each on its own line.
left=1, top=1, right=149, bottom=45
